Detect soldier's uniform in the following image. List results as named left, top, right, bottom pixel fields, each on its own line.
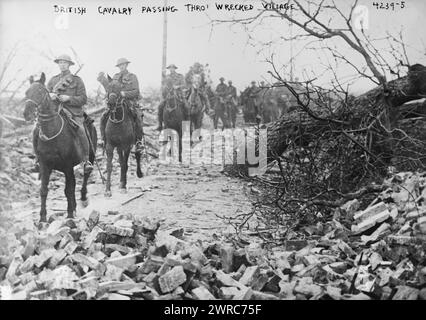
left=157, top=64, right=187, bottom=130
left=162, top=72, right=186, bottom=99
left=47, top=70, right=87, bottom=117
left=32, top=54, right=93, bottom=173
left=215, top=79, right=228, bottom=113
left=227, top=83, right=237, bottom=105
left=100, top=59, right=143, bottom=148
left=247, top=82, right=262, bottom=122
left=215, top=81, right=228, bottom=100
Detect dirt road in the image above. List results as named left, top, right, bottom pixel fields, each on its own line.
left=9, top=115, right=254, bottom=242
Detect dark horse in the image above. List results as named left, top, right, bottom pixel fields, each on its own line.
left=24, top=73, right=97, bottom=222
left=97, top=74, right=143, bottom=197
left=225, top=95, right=238, bottom=128
left=162, top=87, right=188, bottom=162
left=240, top=88, right=259, bottom=124
left=213, top=95, right=231, bottom=130
left=187, top=74, right=207, bottom=143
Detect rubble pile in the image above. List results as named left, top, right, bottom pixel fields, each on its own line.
left=0, top=138, right=39, bottom=212
left=1, top=167, right=426, bottom=300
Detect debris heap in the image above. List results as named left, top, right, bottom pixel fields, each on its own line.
left=1, top=171, right=426, bottom=300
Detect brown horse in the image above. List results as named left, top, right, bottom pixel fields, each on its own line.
left=162, top=87, right=188, bottom=162
left=225, top=95, right=238, bottom=128
left=98, top=74, right=143, bottom=197
left=187, top=73, right=206, bottom=135
left=24, top=73, right=97, bottom=222
left=213, top=95, right=230, bottom=130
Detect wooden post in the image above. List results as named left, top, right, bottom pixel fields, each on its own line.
left=161, top=0, right=168, bottom=89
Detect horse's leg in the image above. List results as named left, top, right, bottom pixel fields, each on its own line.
left=39, top=164, right=52, bottom=223
left=119, top=147, right=130, bottom=193
left=136, top=146, right=143, bottom=178
left=81, top=126, right=95, bottom=206
left=213, top=107, right=219, bottom=129
left=64, top=168, right=77, bottom=219
left=178, top=127, right=183, bottom=163
left=118, top=147, right=124, bottom=188
left=197, top=111, right=203, bottom=141
left=105, top=143, right=113, bottom=197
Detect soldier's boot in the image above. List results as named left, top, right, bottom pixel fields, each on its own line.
left=76, top=123, right=93, bottom=175
left=100, top=111, right=109, bottom=146
left=156, top=101, right=165, bottom=131
left=31, top=127, right=40, bottom=173
left=133, top=109, right=144, bottom=154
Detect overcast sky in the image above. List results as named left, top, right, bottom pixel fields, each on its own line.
left=0, top=0, right=425, bottom=97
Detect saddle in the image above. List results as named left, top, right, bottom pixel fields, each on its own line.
left=60, top=107, right=94, bottom=132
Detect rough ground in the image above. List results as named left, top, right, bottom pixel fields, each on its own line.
left=3, top=112, right=253, bottom=242
left=1, top=111, right=426, bottom=300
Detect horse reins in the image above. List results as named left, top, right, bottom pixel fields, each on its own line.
left=108, top=93, right=125, bottom=124
left=26, top=90, right=65, bottom=141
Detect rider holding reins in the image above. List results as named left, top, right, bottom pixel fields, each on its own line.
left=33, top=54, right=93, bottom=174
left=99, top=58, right=144, bottom=154
left=156, top=64, right=187, bottom=131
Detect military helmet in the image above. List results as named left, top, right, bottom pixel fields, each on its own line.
left=116, top=58, right=131, bottom=67
left=219, top=77, right=225, bottom=81
left=54, top=54, right=75, bottom=66
left=167, top=64, right=178, bottom=69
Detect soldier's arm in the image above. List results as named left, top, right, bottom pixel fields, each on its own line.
left=122, top=74, right=140, bottom=99
left=68, top=77, right=87, bottom=107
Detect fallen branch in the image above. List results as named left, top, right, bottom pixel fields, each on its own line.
left=121, top=192, right=145, bottom=206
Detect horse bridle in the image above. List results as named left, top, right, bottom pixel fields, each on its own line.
left=26, top=86, right=65, bottom=141
left=108, top=92, right=125, bottom=124
left=165, top=88, right=181, bottom=111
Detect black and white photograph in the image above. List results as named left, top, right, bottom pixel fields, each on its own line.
left=0, top=0, right=426, bottom=305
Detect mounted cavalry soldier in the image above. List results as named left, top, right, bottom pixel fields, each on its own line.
left=215, top=77, right=228, bottom=100
left=215, top=77, right=228, bottom=115
left=100, top=58, right=144, bottom=153
left=185, top=62, right=211, bottom=113
left=32, top=54, right=93, bottom=174
left=156, top=63, right=187, bottom=131
left=226, top=80, right=238, bottom=128
left=227, top=80, right=237, bottom=103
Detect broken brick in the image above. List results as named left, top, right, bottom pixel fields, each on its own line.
left=392, top=286, right=419, bottom=300
left=192, top=286, right=216, bottom=300
left=105, top=253, right=141, bottom=270
left=220, top=245, right=234, bottom=273
left=239, top=266, right=260, bottom=287
left=158, top=266, right=187, bottom=294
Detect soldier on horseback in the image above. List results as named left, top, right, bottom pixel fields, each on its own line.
left=156, top=64, right=187, bottom=131
left=226, top=80, right=238, bottom=127
left=227, top=80, right=237, bottom=104
left=215, top=77, right=228, bottom=98
left=33, top=54, right=93, bottom=174
left=100, top=58, right=144, bottom=153
left=185, top=63, right=211, bottom=115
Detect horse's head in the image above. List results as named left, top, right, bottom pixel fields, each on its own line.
left=106, top=79, right=123, bottom=107
left=24, top=73, right=51, bottom=119
left=98, top=73, right=122, bottom=108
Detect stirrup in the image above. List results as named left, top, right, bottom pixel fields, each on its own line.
left=31, top=161, right=40, bottom=173
left=83, top=161, right=93, bottom=174
left=135, top=141, right=144, bottom=152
